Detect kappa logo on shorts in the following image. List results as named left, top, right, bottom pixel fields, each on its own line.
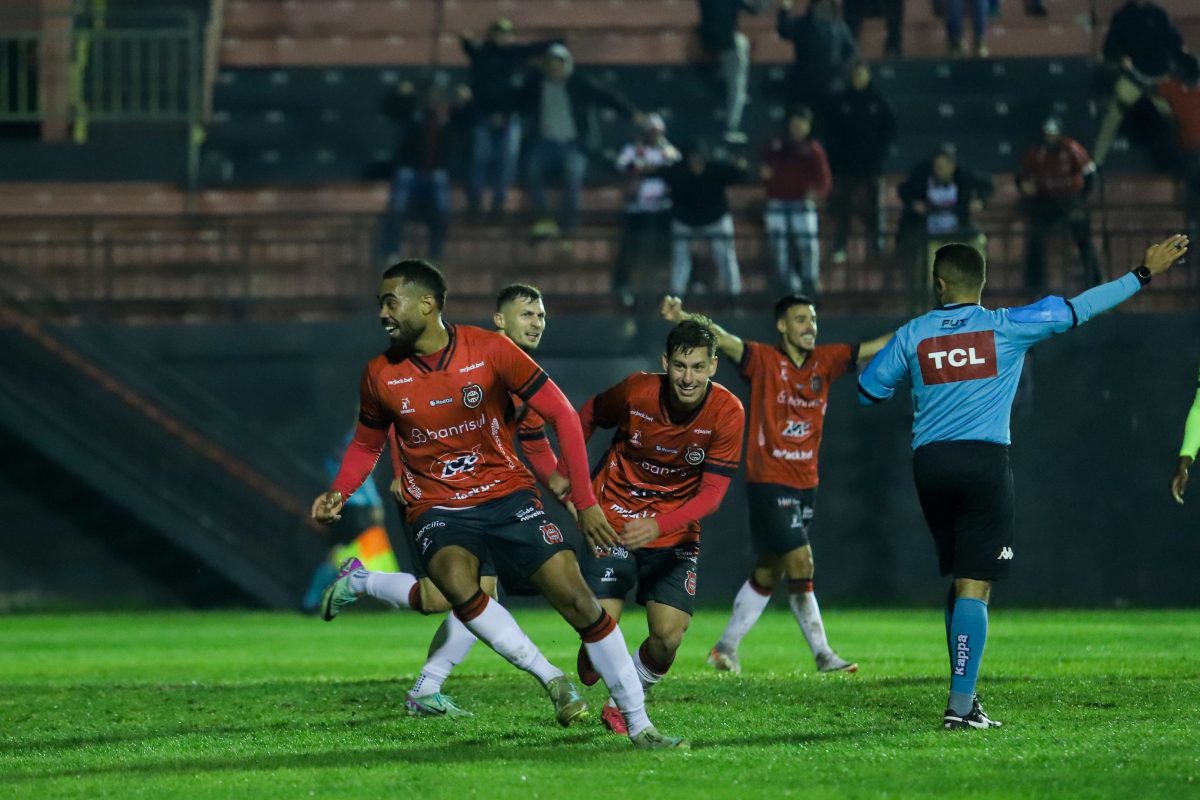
left=997, top=547, right=1014, bottom=560
left=684, top=445, right=706, bottom=466
left=461, top=383, right=483, bottom=409
left=434, top=450, right=480, bottom=480
left=540, top=523, right=564, bottom=545
left=684, top=570, right=697, bottom=596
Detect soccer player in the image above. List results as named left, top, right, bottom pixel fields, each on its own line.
left=1170, top=361, right=1200, bottom=504
left=321, top=284, right=570, bottom=718
left=660, top=294, right=891, bottom=675
left=572, top=320, right=746, bottom=733
left=311, top=260, right=686, bottom=749
left=858, top=234, right=1189, bottom=729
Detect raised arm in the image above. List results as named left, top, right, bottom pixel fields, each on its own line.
left=858, top=331, right=908, bottom=405
left=659, top=295, right=746, bottom=364
left=1070, top=234, right=1188, bottom=324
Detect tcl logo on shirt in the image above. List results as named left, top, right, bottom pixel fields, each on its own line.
left=917, top=330, right=998, bottom=385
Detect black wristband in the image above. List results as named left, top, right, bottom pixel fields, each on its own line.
left=1132, top=265, right=1152, bottom=286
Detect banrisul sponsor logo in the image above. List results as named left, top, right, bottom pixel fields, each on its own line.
left=953, top=634, right=970, bottom=677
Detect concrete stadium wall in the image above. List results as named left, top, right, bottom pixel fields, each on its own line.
left=3, top=309, right=1198, bottom=609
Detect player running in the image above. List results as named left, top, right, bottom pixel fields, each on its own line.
left=320, top=284, right=570, bottom=719
left=311, top=260, right=686, bottom=748
left=858, top=235, right=1188, bottom=730
left=571, top=320, right=745, bottom=733
left=1170, top=361, right=1200, bottom=504
left=660, top=294, right=891, bottom=675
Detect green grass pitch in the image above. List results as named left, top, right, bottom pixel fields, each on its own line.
left=1, top=608, right=1197, bottom=799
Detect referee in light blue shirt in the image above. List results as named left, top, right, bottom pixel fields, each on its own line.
left=858, top=234, right=1189, bottom=730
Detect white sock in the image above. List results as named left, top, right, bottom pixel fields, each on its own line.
left=410, top=613, right=478, bottom=698
left=361, top=571, right=418, bottom=609
left=456, top=594, right=562, bottom=686
left=583, top=620, right=651, bottom=737
left=716, top=579, right=773, bottom=652
left=633, top=645, right=666, bottom=691
left=788, top=580, right=830, bottom=657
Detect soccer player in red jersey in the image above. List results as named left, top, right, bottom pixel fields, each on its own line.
left=312, top=260, right=686, bottom=748
left=320, top=284, right=573, bottom=718
left=661, top=294, right=890, bottom=674
left=572, top=320, right=746, bottom=733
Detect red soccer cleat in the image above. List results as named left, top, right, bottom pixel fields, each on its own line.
left=600, top=702, right=628, bottom=735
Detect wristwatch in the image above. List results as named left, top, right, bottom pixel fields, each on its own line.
left=1132, top=264, right=1152, bottom=285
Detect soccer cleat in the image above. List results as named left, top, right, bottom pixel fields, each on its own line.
left=944, top=696, right=1002, bottom=730
left=707, top=644, right=740, bottom=674
left=816, top=651, right=858, bottom=673
left=630, top=725, right=690, bottom=750
left=576, top=644, right=600, bottom=687
left=546, top=675, right=588, bottom=728
left=600, top=702, right=628, bottom=735
left=405, top=692, right=473, bottom=718
left=319, top=557, right=364, bottom=621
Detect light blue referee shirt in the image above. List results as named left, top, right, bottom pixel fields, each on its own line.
left=858, top=272, right=1144, bottom=449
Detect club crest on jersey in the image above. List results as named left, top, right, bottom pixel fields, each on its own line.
left=540, top=523, right=564, bottom=545
left=809, top=375, right=824, bottom=393
left=684, top=570, right=697, bottom=596
left=461, top=383, right=483, bottom=409
left=434, top=449, right=480, bottom=481
left=684, top=445, right=706, bottom=466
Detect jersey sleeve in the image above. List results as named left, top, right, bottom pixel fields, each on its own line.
left=357, top=363, right=389, bottom=429
left=1002, top=271, right=1142, bottom=350
left=591, top=375, right=638, bottom=429
left=489, top=334, right=550, bottom=400
left=736, top=340, right=768, bottom=382
left=819, top=343, right=858, bottom=383
left=858, top=330, right=907, bottom=404
left=1182, top=364, right=1200, bottom=459
left=517, top=406, right=547, bottom=442
left=705, top=396, right=745, bottom=477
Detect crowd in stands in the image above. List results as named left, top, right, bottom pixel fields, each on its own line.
left=377, top=0, right=1197, bottom=301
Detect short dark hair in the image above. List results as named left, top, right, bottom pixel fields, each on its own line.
left=773, top=293, right=816, bottom=321
left=665, top=319, right=718, bottom=359
left=932, top=243, right=986, bottom=290
left=495, top=283, right=542, bottom=311
left=788, top=104, right=813, bottom=123
left=382, top=259, right=447, bottom=309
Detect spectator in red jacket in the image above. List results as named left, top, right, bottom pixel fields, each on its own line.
left=1157, top=54, right=1200, bottom=240
left=1017, top=117, right=1102, bottom=290
left=761, top=106, right=832, bottom=295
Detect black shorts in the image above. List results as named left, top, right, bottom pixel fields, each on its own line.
left=912, top=440, right=1015, bottom=581
left=581, top=541, right=700, bottom=615
left=746, top=483, right=815, bottom=555
left=398, top=499, right=497, bottom=580
left=410, top=491, right=569, bottom=584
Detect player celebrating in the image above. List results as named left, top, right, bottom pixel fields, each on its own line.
left=858, top=235, right=1188, bottom=729
left=320, top=284, right=569, bottom=719
left=311, top=260, right=686, bottom=749
left=1170, top=361, right=1200, bottom=504
left=572, top=320, right=745, bottom=733
left=660, top=294, right=891, bottom=675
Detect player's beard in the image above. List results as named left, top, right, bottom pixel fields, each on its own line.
left=386, top=316, right=423, bottom=348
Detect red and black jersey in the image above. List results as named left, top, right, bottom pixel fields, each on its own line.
left=739, top=341, right=857, bottom=490
left=588, top=372, right=745, bottom=548
left=1019, top=137, right=1094, bottom=200
left=358, top=324, right=545, bottom=521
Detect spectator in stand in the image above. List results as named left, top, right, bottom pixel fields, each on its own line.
left=697, top=0, right=766, bottom=145
left=1157, top=53, right=1200, bottom=240
left=827, top=61, right=896, bottom=265
left=776, top=0, right=858, bottom=123
left=515, top=44, right=640, bottom=240
left=613, top=115, right=682, bottom=308
left=461, top=19, right=558, bottom=214
left=843, top=0, right=904, bottom=59
left=1017, top=118, right=1102, bottom=291
left=379, top=78, right=472, bottom=261
left=897, top=144, right=993, bottom=298
left=652, top=141, right=748, bottom=298
left=1094, top=0, right=1186, bottom=166
left=761, top=106, right=832, bottom=295
left=943, top=0, right=990, bottom=58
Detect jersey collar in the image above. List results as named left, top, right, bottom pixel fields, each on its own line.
left=933, top=302, right=980, bottom=311
left=408, top=323, right=458, bottom=373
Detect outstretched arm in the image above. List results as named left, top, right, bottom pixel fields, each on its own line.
left=1069, top=234, right=1189, bottom=325
left=659, top=295, right=746, bottom=364
left=857, top=332, right=894, bottom=363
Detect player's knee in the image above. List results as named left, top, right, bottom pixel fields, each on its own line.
left=650, top=627, right=686, bottom=657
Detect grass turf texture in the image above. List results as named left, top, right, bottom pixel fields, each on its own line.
left=1, top=609, right=1196, bottom=799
